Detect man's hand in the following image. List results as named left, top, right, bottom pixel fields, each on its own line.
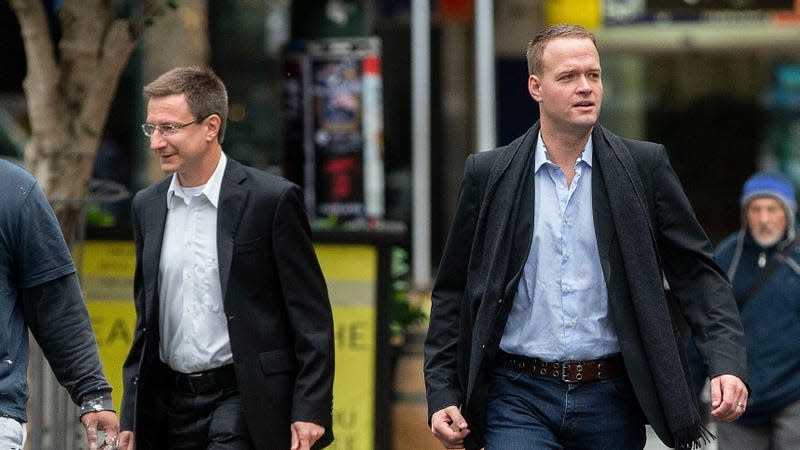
left=290, top=421, right=325, bottom=450
left=118, top=431, right=134, bottom=450
left=81, top=410, right=119, bottom=450
left=710, top=374, right=749, bottom=422
left=431, top=405, right=470, bottom=449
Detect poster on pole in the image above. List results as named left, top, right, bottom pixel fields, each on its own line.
left=284, top=37, right=385, bottom=226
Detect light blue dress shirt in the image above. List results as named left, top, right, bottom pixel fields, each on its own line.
left=499, top=134, right=620, bottom=362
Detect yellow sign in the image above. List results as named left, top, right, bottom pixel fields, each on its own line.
left=86, top=301, right=136, bottom=412
left=318, top=244, right=377, bottom=450
left=75, top=241, right=137, bottom=413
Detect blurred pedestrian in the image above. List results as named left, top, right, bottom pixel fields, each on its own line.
left=688, top=171, right=800, bottom=449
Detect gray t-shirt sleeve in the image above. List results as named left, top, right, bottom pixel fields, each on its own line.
left=16, top=180, right=76, bottom=288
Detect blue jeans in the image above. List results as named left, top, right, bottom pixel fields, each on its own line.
left=484, top=364, right=647, bottom=449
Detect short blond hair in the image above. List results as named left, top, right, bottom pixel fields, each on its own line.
left=526, top=24, right=597, bottom=76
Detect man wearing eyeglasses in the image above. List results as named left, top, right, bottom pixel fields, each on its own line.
left=118, top=66, right=334, bottom=450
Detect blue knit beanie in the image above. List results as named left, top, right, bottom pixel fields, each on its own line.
left=740, top=171, right=797, bottom=215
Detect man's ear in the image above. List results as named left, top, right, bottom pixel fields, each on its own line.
left=528, top=75, right=543, bottom=103
left=205, top=114, right=221, bottom=142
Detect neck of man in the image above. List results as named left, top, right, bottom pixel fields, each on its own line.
left=178, top=145, right=223, bottom=188
left=540, top=125, right=593, bottom=186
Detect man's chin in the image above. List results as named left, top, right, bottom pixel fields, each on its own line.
left=753, top=233, right=782, bottom=248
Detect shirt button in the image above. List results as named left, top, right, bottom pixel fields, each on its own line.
left=498, top=298, right=503, bottom=304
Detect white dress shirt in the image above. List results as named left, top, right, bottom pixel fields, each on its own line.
left=158, top=153, right=233, bottom=373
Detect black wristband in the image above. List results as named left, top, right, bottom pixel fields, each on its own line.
left=79, top=392, right=115, bottom=417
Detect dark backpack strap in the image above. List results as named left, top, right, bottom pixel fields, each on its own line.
left=736, top=238, right=796, bottom=311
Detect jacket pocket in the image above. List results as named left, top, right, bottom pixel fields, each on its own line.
left=259, top=348, right=297, bottom=375
left=233, top=236, right=263, bottom=254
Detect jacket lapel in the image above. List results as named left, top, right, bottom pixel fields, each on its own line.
left=507, top=126, right=539, bottom=287
left=142, top=179, right=170, bottom=325
left=591, top=127, right=615, bottom=284
left=217, top=159, right=248, bottom=299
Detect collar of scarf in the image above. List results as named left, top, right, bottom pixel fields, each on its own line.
left=477, top=123, right=713, bottom=449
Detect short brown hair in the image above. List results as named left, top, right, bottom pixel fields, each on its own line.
left=144, top=66, right=229, bottom=144
left=526, top=24, right=597, bottom=76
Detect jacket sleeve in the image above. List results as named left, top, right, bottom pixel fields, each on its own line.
left=684, top=330, right=709, bottom=399
left=120, top=193, right=147, bottom=431
left=272, top=185, right=335, bottom=431
left=22, top=273, right=113, bottom=406
left=650, top=147, right=747, bottom=383
left=424, top=154, right=481, bottom=419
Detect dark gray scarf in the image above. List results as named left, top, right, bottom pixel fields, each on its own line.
left=475, top=124, right=712, bottom=449
left=597, top=127, right=713, bottom=449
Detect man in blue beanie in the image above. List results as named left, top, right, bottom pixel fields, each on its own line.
left=688, top=171, right=800, bottom=449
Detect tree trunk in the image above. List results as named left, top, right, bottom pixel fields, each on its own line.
left=9, top=0, right=139, bottom=245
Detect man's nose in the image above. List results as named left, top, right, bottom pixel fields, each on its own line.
left=149, top=132, right=166, bottom=150
left=756, top=210, right=772, bottom=224
left=577, top=76, right=592, bottom=91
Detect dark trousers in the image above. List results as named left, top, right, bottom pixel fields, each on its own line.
left=165, top=386, right=254, bottom=450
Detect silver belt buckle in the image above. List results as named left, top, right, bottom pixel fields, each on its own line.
left=561, top=362, right=583, bottom=383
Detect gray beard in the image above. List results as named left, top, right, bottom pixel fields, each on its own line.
left=753, top=231, right=782, bottom=248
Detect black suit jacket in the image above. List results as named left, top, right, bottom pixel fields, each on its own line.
left=424, top=123, right=745, bottom=449
left=120, top=158, right=334, bottom=449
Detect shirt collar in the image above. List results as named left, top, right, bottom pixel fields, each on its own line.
left=167, top=152, right=228, bottom=209
left=534, top=133, right=594, bottom=173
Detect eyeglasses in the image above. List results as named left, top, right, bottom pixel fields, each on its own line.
left=141, top=115, right=208, bottom=138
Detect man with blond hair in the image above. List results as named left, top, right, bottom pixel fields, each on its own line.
left=424, top=24, right=748, bottom=449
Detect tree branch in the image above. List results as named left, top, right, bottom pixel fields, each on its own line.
left=78, top=19, right=137, bottom=143
left=58, top=0, right=136, bottom=147
left=8, top=0, right=66, bottom=145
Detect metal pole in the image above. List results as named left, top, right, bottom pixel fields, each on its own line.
left=411, top=0, right=432, bottom=290
left=475, top=0, right=496, bottom=152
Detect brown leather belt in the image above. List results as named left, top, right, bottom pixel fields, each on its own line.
left=170, top=364, right=237, bottom=395
left=497, top=351, right=625, bottom=383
